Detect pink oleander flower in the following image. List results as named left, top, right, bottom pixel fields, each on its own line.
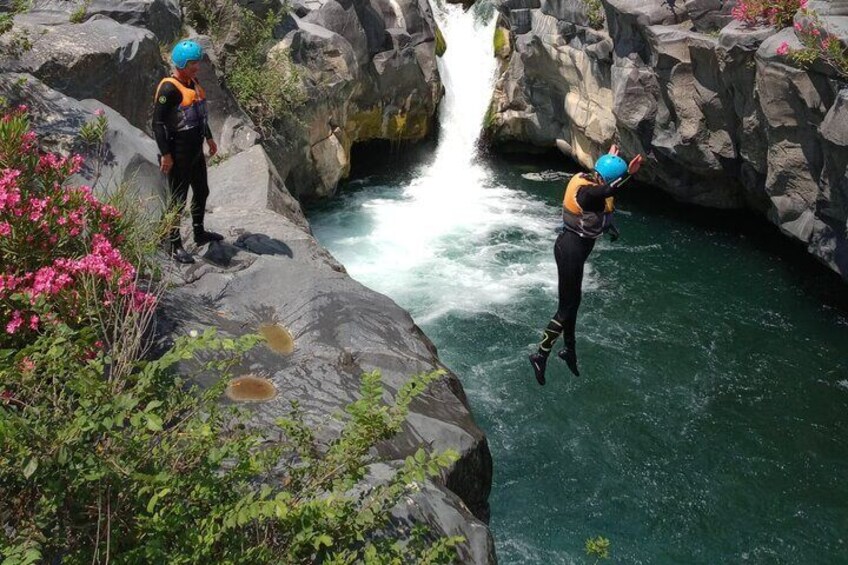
left=0, top=222, right=10, bottom=237
left=19, top=356, right=35, bottom=373
left=6, top=310, right=23, bottom=334
left=94, top=108, right=106, bottom=117
left=0, top=169, right=22, bottom=212
left=777, top=41, right=790, bottom=56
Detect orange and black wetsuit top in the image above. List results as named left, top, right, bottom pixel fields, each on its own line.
left=152, top=77, right=211, bottom=156
left=561, top=173, right=625, bottom=239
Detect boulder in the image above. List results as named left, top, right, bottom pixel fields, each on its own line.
left=0, top=73, right=167, bottom=216
left=206, top=144, right=307, bottom=230
left=161, top=144, right=495, bottom=561
left=3, top=0, right=181, bottom=42
left=0, top=17, right=166, bottom=132
left=269, top=0, right=443, bottom=199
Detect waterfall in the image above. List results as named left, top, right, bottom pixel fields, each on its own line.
left=315, top=5, right=561, bottom=323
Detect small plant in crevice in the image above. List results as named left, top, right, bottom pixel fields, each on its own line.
left=731, top=0, right=806, bottom=29
left=77, top=108, right=109, bottom=187
left=775, top=11, right=848, bottom=79
left=69, top=0, right=90, bottom=23
left=584, top=0, right=605, bottom=29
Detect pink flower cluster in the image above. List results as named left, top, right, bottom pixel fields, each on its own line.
left=0, top=110, right=157, bottom=338
left=775, top=12, right=848, bottom=79
left=732, top=0, right=806, bottom=28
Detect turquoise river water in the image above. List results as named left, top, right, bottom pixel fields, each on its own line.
left=308, top=155, right=848, bottom=564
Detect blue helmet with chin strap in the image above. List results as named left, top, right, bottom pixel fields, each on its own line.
left=594, top=154, right=628, bottom=184
left=171, top=40, right=203, bottom=69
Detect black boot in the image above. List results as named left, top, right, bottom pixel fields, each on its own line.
left=193, top=224, right=223, bottom=245
left=529, top=352, right=548, bottom=386
left=170, top=240, right=195, bottom=264
left=557, top=345, right=580, bottom=377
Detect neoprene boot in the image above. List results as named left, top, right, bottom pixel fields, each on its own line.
left=171, top=240, right=195, bottom=264
left=557, top=345, right=580, bottom=376
left=529, top=352, right=548, bottom=386
left=193, top=224, right=223, bottom=245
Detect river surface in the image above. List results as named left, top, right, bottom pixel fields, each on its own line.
left=307, top=4, right=848, bottom=563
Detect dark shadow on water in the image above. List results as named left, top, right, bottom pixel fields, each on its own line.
left=625, top=183, right=848, bottom=315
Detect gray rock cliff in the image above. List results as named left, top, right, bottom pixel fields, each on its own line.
left=486, top=0, right=848, bottom=279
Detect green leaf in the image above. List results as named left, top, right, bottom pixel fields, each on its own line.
left=145, top=413, right=163, bottom=432
left=23, top=458, right=38, bottom=479
left=144, top=400, right=163, bottom=412
left=146, top=488, right=172, bottom=513
left=313, top=534, right=333, bottom=549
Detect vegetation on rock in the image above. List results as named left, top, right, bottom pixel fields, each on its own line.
left=778, top=11, right=848, bottom=79
left=731, top=0, right=806, bottom=29
left=0, top=110, right=462, bottom=563
left=183, top=0, right=305, bottom=137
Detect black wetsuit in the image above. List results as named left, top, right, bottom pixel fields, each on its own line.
left=532, top=178, right=625, bottom=381
left=152, top=79, right=212, bottom=244
left=548, top=183, right=615, bottom=348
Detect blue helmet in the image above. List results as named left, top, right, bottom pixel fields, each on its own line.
left=594, top=154, right=628, bottom=183
left=171, top=40, right=203, bottom=69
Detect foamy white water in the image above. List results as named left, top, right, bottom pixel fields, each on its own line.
left=314, top=5, right=592, bottom=323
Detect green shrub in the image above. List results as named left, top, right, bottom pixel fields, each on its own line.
left=585, top=535, right=611, bottom=562
left=584, top=0, right=605, bottom=29
left=183, top=0, right=306, bottom=136
left=69, top=0, right=90, bottom=23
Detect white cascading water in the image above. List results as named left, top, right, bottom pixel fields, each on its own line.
left=320, top=4, right=584, bottom=323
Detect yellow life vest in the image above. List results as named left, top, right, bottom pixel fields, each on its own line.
left=561, top=173, right=615, bottom=239
left=154, top=77, right=208, bottom=133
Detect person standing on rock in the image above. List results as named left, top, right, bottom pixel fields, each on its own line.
left=153, top=39, right=222, bottom=264
left=529, top=145, right=643, bottom=385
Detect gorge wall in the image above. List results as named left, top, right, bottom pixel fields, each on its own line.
left=484, top=0, right=848, bottom=280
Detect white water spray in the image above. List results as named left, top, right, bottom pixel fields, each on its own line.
left=319, top=5, right=567, bottom=323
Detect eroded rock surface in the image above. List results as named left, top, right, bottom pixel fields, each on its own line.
left=487, top=0, right=848, bottom=278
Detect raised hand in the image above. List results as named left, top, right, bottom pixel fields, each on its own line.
left=628, top=154, right=643, bottom=175
left=608, top=144, right=620, bottom=156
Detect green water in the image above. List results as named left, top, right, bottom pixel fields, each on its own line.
left=308, top=156, right=848, bottom=564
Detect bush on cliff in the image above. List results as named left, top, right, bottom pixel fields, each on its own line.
left=183, top=0, right=305, bottom=137
left=0, top=110, right=461, bottom=562
left=732, top=0, right=806, bottom=29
